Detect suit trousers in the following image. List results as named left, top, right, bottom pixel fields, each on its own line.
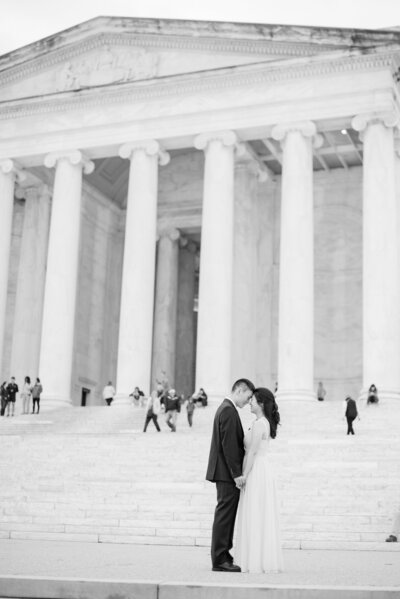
left=346, top=416, right=356, bottom=434
left=211, top=480, right=240, bottom=567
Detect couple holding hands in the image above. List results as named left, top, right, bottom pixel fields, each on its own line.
left=206, top=378, right=283, bottom=574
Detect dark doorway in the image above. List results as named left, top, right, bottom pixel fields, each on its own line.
left=81, top=387, right=91, bottom=407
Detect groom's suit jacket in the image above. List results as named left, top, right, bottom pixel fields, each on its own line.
left=206, top=398, right=245, bottom=482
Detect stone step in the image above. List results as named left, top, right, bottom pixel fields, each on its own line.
left=0, top=401, right=399, bottom=549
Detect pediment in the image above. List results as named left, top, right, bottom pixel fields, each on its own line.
left=0, top=24, right=339, bottom=102
left=1, top=17, right=398, bottom=103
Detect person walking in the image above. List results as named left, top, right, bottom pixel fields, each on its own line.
left=165, top=388, right=180, bottom=432
left=31, top=378, right=43, bottom=414
left=20, top=376, right=32, bottom=414
left=343, top=395, right=359, bottom=435
left=186, top=395, right=196, bottom=427
left=102, top=381, right=116, bottom=406
left=143, top=391, right=161, bottom=432
left=6, top=377, right=19, bottom=417
left=235, top=387, right=283, bottom=573
left=205, top=377, right=255, bottom=573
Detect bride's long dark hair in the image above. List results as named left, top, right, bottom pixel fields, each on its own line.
left=253, top=387, right=280, bottom=439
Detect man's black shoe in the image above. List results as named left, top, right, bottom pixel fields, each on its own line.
left=212, top=561, right=241, bottom=572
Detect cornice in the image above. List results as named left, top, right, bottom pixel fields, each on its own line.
left=0, top=50, right=398, bottom=122
left=0, top=32, right=337, bottom=86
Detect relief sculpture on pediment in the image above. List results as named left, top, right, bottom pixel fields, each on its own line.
left=56, top=46, right=160, bottom=91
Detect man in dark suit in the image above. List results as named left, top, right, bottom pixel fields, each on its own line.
left=206, top=378, right=255, bottom=572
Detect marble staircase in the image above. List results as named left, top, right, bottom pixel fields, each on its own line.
left=0, top=398, right=399, bottom=550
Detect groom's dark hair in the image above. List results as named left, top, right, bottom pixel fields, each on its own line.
left=232, top=378, right=255, bottom=393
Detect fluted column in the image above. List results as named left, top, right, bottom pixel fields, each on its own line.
left=151, top=227, right=180, bottom=391
left=0, top=160, right=25, bottom=373
left=194, top=130, right=236, bottom=401
left=231, top=151, right=266, bottom=383
left=11, top=184, right=51, bottom=385
left=175, top=238, right=197, bottom=398
left=272, top=121, right=321, bottom=401
left=115, top=140, right=169, bottom=403
left=39, top=150, right=94, bottom=410
left=352, top=111, right=400, bottom=401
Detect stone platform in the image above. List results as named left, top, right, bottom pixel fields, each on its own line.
left=0, top=539, right=399, bottom=598
left=0, top=399, right=399, bottom=550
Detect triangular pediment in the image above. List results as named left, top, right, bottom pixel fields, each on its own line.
left=0, top=16, right=398, bottom=103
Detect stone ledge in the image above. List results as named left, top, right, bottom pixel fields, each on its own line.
left=0, top=576, right=157, bottom=599
left=0, top=576, right=399, bottom=599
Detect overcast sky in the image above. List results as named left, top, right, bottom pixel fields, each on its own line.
left=0, top=0, right=399, bottom=55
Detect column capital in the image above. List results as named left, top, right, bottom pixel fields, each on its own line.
left=157, top=227, right=180, bottom=242
left=235, top=146, right=269, bottom=182
left=271, top=121, right=322, bottom=148
left=352, top=110, right=399, bottom=133
left=0, top=159, right=26, bottom=182
left=179, top=236, right=198, bottom=253
left=119, top=140, right=170, bottom=166
left=44, top=150, right=95, bottom=174
left=194, top=130, right=237, bottom=151
left=15, top=183, right=52, bottom=201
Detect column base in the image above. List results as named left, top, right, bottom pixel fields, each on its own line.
left=112, top=393, right=134, bottom=406
left=40, top=395, right=73, bottom=412
left=275, top=389, right=316, bottom=402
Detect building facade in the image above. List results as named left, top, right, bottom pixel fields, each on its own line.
left=0, top=17, right=399, bottom=408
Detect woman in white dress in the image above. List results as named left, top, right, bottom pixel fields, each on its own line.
left=235, top=387, right=283, bottom=573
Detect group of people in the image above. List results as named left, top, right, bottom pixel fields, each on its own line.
left=0, top=376, right=43, bottom=417
left=206, top=378, right=283, bottom=574
left=143, top=384, right=208, bottom=433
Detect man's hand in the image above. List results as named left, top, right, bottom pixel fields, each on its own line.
left=234, top=475, right=246, bottom=489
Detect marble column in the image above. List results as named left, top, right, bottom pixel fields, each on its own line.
left=272, top=121, right=321, bottom=401
left=39, top=150, right=94, bottom=410
left=10, top=184, right=51, bottom=386
left=175, top=238, right=197, bottom=398
left=151, top=227, right=180, bottom=391
left=0, top=160, right=25, bottom=374
left=231, top=153, right=266, bottom=383
left=352, top=111, right=400, bottom=401
left=194, top=130, right=236, bottom=401
left=115, top=140, right=169, bottom=403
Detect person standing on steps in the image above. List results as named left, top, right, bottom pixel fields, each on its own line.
left=20, top=376, right=32, bottom=415
left=102, top=381, right=116, bottom=406
left=317, top=381, right=326, bottom=402
left=0, top=381, right=8, bottom=416
left=186, top=394, right=196, bottom=427
left=206, top=378, right=255, bottom=573
left=31, top=378, right=43, bottom=414
left=6, top=377, right=18, bottom=417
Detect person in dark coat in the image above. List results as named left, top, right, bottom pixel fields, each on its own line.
left=343, top=395, right=359, bottom=435
left=6, top=377, right=18, bottom=417
left=0, top=381, right=8, bottom=416
left=206, top=377, right=255, bottom=572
